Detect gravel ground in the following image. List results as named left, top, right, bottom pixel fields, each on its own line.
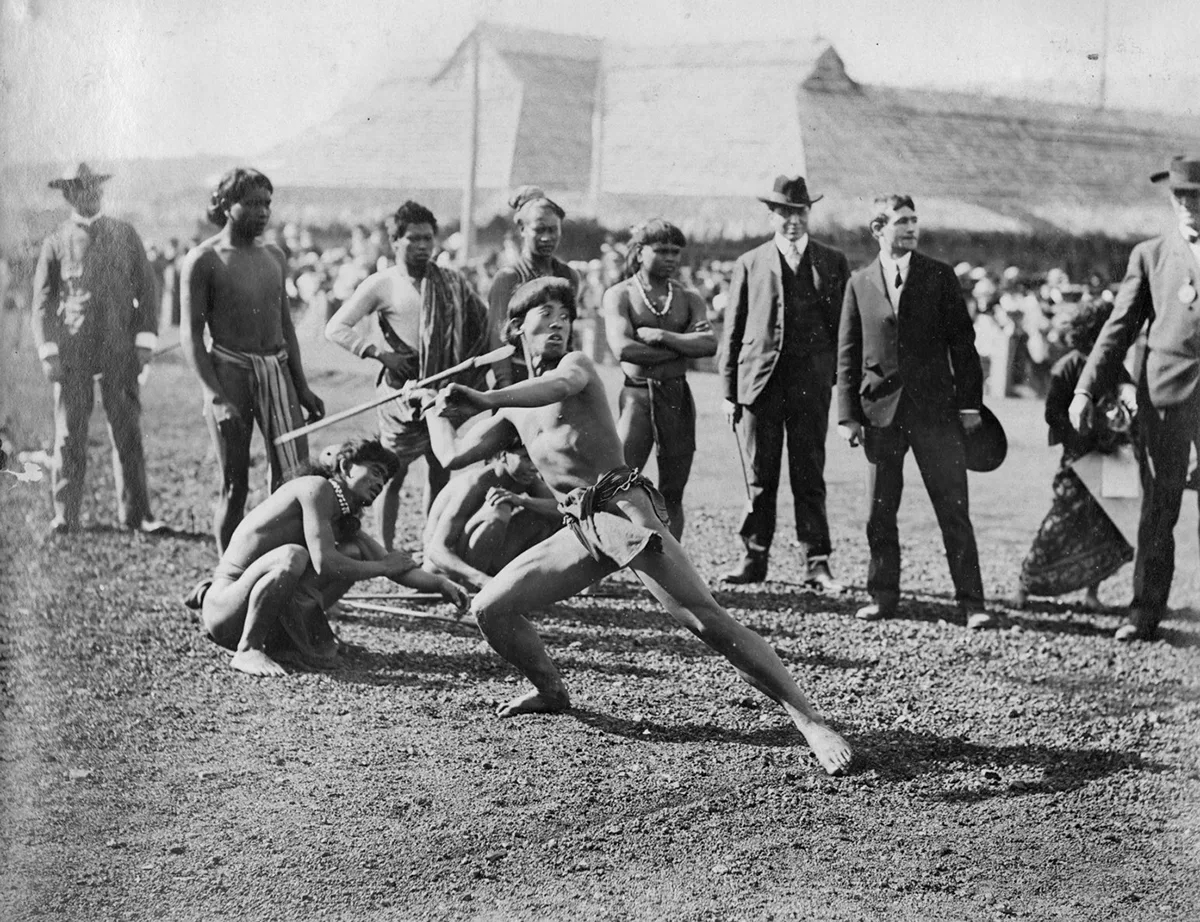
left=2, top=328, right=1199, bottom=921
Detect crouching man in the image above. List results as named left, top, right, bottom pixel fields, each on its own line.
left=429, top=277, right=853, bottom=776
left=422, top=440, right=562, bottom=591
left=186, top=438, right=468, bottom=676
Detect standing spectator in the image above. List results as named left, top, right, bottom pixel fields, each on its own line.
left=604, top=219, right=716, bottom=540
left=1070, top=155, right=1200, bottom=641
left=32, top=163, right=166, bottom=536
left=324, top=201, right=490, bottom=549
left=719, top=175, right=849, bottom=589
left=181, top=168, right=325, bottom=552
left=837, top=194, right=993, bottom=628
left=486, top=186, right=580, bottom=387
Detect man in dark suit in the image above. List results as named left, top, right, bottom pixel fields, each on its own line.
left=1070, top=155, right=1200, bottom=641
left=837, top=194, right=993, bottom=629
left=32, top=163, right=165, bottom=536
left=720, top=175, right=850, bottom=588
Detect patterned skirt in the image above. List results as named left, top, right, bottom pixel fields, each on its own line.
left=1019, top=463, right=1133, bottom=597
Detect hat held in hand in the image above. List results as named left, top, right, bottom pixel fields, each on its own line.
left=964, top=405, right=1008, bottom=473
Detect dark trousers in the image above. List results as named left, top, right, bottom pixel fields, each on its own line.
left=52, top=357, right=152, bottom=526
left=737, top=351, right=834, bottom=558
left=1133, top=387, right=1200, bottom=615
left=863, top=401, right=984, bottom=607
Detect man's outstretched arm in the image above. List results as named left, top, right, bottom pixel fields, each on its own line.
left=444, top=351, right=592, bottom=411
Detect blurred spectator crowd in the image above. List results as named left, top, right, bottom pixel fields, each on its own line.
left=0, top=221, right=1119, bottom=399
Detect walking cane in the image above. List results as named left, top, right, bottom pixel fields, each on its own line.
left=273, top=344, right=515, bottom=447
left=730, top=412, right=753, bottom=502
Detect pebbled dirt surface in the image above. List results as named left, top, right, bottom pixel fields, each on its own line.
left=2, top=326, right=1199, bottom=921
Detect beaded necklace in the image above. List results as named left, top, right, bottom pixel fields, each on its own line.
left=633, top=273, right=674, bottom=318
left=329, top=479, right=354, bottom=517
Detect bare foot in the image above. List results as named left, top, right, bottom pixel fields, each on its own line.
left=800, top=722, right=854, bottom=776
left=495, top=688, right=569, bottom=718
left=231, top=648, right=288, bottom=677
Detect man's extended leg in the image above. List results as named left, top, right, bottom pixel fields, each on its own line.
left=656, top=449, right=694, bottom=542
left=470, top=530, right=615, bottom=716
left=614, top=489, right=852, bottom=775
left=201, top=544, right=311, bottom=677
left=378, top=418, right=429, bottom=550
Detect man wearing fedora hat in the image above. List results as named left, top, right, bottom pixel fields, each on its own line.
left=837, top=194, right=993, bottom=629
left=1070, top=155, right=1200, bottom=642
left=32, top=163, right=165, bottom=536
left=719, top=175, right=850, bottom=588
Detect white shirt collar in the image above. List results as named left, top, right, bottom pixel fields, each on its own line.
left=879, top=250, right=912, bottom=275
left=774, top=233, right=809, bottom=261
left=71, top=211, right=102, bottom=227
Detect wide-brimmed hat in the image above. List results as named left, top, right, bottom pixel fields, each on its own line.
left=964, top=405, right=1008, bottom=473
left=757, top=174, right=823, bottom=209
left=1151, top=155, right=1200, bottom=190
left=48, top=162, right=111, bottom=190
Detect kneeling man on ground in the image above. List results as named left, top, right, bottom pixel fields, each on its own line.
left=192, top=438, right=468, bottom=676
left=430, top=277, right=852, bottom=776
left=422, top=440, right=562, bottom=591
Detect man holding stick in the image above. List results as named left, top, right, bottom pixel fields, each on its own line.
left=429, top=277, right=852, bottom=776
left=325, top=201, right=491, bottom=548
left=182, top=168, right=325, bottom=552
left=191, top=438, right=468, bottom=677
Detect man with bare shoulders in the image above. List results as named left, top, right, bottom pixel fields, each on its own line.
left=193, top=438, right=468, bottom=677
left=325, top=200, right=490, bottom=548
left=421, top=441, right=562, bottom=591
left=430, top=277, right=853, bottom=776
left=181, top=168, right=326, bottom=552
left=604, top=219, right=715, bottom=540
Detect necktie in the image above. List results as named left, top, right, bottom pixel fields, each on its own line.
left=787, top=243, right=801, bottom=271
left=894, top=267, right=903, bottom=290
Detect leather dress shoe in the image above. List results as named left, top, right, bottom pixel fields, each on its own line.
left=805, top=560, right=844, bottom=593
left=855, top=599, right=897, bottom=622
left=1115, top=608, right=1160, bottom=642
left=721, top=554, right=768, bottom=584
left=965, top=608, right=1000, bottom=630
left=47, top=517, right=75, bottom=537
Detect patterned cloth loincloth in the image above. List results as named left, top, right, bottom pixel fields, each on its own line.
left=558, top=467, right=670, bottom=568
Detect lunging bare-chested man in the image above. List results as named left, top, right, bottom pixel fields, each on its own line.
left=431, top=277, right=852, bottom=775
left=421, top=441, right=562, bottom=591
left=182, top=168, right=326, bottom=552
left=196, top=438, right=468, bottom=677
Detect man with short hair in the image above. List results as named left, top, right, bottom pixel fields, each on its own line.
left=194, top=438, right=468, bottom=677
left=421, top=441, right=561, bottom=591
left=325, top=200, right=491, bottom=548
left=1070, top=155, right=1200, bottom=641
left=32, top=163, right=165, bottom=535
left=182, top=168, right=326, bottom=552
left=720, top=176, right=850, bottom=588
left=604, top=219, right=715, bottom=541
left=837, top=194, right=992, bottom=628
left=430, top=276, right=853, bottom=777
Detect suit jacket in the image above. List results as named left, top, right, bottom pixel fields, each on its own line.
left=1076, top=233, right=1200, bottom=408
left=720, top=237, right=850, bottom=405
left=31, top=215, right=157, bottom=374
left=837, top=251, right=982, bottom=428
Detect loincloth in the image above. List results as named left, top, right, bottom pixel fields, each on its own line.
left=558, top=467, right=670, bottom=568
left=622, top=375, right=696, bottom=457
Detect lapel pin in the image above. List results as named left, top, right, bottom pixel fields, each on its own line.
left=1179, top=281, right=1197, bottom=305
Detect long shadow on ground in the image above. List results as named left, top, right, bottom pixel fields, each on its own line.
left=847, top=725, right=1159, bottom=801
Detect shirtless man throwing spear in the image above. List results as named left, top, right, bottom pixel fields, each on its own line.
left=431, top=277, right=852, bottom=775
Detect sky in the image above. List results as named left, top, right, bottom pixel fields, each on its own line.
left=1, top=0, right=1198, bottom=164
